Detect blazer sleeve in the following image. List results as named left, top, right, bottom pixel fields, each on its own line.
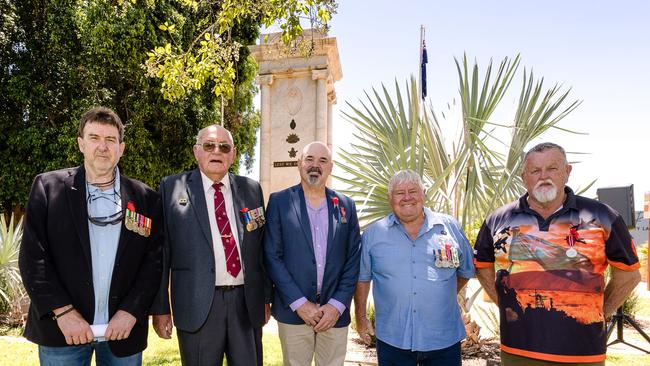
left=149, top=178, right=171, bottom=315
left=329, top=197, right=361, bottom=307
left=263, top=193, right=306, bottom=305
left=118, top=188, right=164, bottom=319
left=19, top=175, right=72, bottom=319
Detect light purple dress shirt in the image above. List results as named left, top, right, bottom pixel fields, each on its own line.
left=289, top=198, right=346, bottom=315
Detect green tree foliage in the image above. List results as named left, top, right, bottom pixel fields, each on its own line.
left=1, top=0, right=315, bottom=212
left=143, top=0, right=337, bottom=101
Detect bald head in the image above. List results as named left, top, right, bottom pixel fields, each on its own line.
left=298, top=141, right=333, bottom=189
left=299, top=141, right=332, bottom=161
left=196, top=124, right=234, bottom=145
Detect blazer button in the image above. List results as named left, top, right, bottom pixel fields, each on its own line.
left=211, top=268, right=215, bottom=273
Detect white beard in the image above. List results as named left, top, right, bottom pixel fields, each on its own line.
left=532, top=180, right=558, bottom=203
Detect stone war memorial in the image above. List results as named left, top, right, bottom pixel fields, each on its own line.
left=250, top=30, right=342, bottom=201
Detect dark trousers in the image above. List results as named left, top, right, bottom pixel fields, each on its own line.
left=177, top=286, right=257, bottom=366
left=376, top=338, right=461, bottom=366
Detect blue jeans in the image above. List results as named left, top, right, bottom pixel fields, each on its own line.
left=376, top=338, right=461, bottom=366
left=38, top=342, right=142, bottom=366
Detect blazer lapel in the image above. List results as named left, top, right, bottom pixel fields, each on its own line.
left=228, top=173, right=245, bottom=253
left=187, top=169, right=214, bottom=250
left=326, top=188, right=338, bottom=257
left=65, top=166, right=93, bottom=272
left=291, top=185, right=315, bottom=257
left=114, top=176, right=134, bottom=265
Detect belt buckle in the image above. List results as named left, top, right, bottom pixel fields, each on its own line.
left=217, top=285, right=237, bottom=291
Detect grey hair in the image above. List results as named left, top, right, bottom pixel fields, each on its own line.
left=388, top=169, right=424, bottom=195
left=195, top=124, right=234, bottom=145
left=524, top=142, right=568, bottom=165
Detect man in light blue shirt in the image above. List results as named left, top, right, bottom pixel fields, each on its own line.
left=354, top=169, right=474, bottom=366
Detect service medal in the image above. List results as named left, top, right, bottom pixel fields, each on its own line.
left=566, top=248, right=577, bottom=258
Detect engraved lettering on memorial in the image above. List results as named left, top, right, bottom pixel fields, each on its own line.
left=273, top=161, right=299, bottom=168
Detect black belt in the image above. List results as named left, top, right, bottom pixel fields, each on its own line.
left=215, top=285, right=243, bottom=291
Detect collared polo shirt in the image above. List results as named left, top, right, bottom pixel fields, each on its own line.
left=87, top=169, right=122, bottom=326
left=359, top=208, right=475, bottom=351
left=474, top=187, right=640, bottom=363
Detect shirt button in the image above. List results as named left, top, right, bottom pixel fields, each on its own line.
left=413, top=292, right=417, bottom=295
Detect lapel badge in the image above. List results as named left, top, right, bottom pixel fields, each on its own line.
left=178, top=197, right=188, bottom=206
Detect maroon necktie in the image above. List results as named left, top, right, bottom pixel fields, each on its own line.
left=213, top=182, right=241, bottom=278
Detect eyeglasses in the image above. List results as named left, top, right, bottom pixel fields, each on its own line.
left=198, top=141, right=232, bottom=154
left=87, top=189, right=124, bottom=226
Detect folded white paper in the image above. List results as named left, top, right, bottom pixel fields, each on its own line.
left=90, top=324, right=108, bottom=339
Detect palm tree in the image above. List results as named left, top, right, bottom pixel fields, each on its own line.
left=337, top=53, right=583, bottom=231
left=336, top=54, right=583, bottom=351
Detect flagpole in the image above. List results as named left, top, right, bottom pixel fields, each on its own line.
left=418, top=25, right=424, bottom=101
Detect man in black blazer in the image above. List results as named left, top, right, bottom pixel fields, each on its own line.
left=19, top=106, right=163, bottom=365
left=150, top=124, right=271, bottom=366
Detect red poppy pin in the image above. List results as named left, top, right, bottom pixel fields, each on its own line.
left=332, top=196, right=347, bottom=224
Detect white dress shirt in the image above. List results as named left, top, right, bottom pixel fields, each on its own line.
left=200, top=171, right=244, bottom=286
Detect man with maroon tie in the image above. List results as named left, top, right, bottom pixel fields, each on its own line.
left=150, top=124, right=271, bottom=366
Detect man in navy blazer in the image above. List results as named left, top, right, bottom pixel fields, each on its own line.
left=264, top=141, right=361, bottom=366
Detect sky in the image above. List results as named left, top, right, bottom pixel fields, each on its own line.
left=253, top=0, right=650, bottom=209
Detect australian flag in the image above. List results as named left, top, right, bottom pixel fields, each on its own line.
left=420, top=42, right=428, bottom=99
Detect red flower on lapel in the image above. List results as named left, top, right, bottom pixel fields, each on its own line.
left=332, top=196, right=347, bottom=224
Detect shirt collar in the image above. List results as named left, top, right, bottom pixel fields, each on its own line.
left=514, top=186, right=577, bottom=213
left=86, top=167, right=121, bottom=196
left=200, top=171, right=231, bottom=194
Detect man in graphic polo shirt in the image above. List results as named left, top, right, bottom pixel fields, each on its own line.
left=475, top=142, right=641, bottom=366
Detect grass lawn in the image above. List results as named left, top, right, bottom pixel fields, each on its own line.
left=636, top=297, right=650, bottom=319
left=0, top=327, right=283, bottom=365
left=1, top=326, right=649, bottom=365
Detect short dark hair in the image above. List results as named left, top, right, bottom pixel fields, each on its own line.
left=78, top=106, right=124, bottom=142
left=524, top=142, right=567, bottom=164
